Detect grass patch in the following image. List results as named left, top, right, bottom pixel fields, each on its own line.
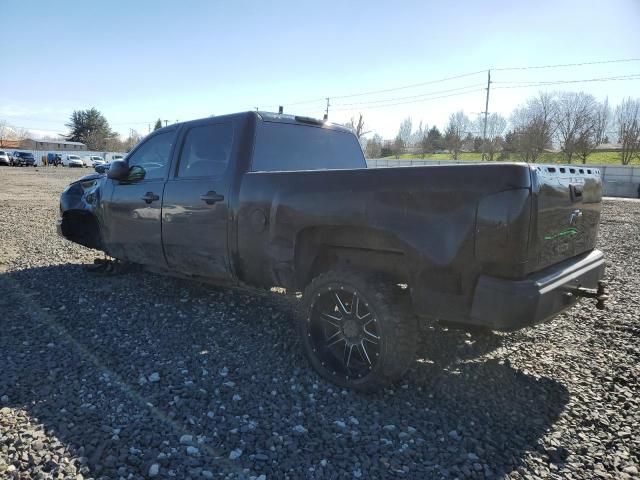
left=380, top=151, right=638, bottom=165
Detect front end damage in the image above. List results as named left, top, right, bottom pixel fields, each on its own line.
left=58, top=174, right=105, bottom=251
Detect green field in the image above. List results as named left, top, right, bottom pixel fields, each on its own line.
left=380, top=151, right=638, bottom=165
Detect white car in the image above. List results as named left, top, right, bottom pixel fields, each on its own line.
left=63, top=154, right=85, bottom=168
left=85, top=155, right=105, bottom=167
left=0, top=150, right=10, bottom=166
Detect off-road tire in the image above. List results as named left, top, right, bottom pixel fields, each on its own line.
left=298, top=269, right=417, bottom=392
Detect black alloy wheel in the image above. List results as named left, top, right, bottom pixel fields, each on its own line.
left=299, top=270, right=417, bottom=392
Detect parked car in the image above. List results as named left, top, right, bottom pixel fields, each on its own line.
left=58, top=111, right=606, bottom=391
left=62, top=154, right=85, bottom=168
left=83, top=155, right=105, bottom=167
left=12, top=151, right=36, bottom=167
left=47, top=153, right=63, bottom=166
left=0, top=150, right=10, bottom=166
left=102, top=153, right=124, bottom=162
left=94, top=162, right=111, bottom=174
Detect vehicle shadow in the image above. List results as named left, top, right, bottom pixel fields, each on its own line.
left=0, top=264, right=570, bottom=479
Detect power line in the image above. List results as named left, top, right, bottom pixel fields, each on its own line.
left=493, top=58, right=640, bottom=71
left=331, top=88, right=485, bottom=111
left=493, top=74, right=640, bottom=89
left=493, top=73, right=640, bottom=84
left=330, top=70, right=486, bottom=100
left=332, top=83, right=486, bottom=107
left=266, top=58, right=640, bottom=108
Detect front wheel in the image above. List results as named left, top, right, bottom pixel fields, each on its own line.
left=298, top=270, right=417, bottom=392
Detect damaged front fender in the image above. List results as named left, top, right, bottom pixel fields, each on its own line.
left=58, top=173, right=107, bottom=250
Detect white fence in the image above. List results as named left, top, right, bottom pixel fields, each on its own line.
left=366, top=158, right=640, bottom=199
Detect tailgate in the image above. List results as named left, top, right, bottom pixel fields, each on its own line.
left=528, top=165, right=602, bottom=272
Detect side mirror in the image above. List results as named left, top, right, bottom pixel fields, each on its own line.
left=128, top=165, right=146, bottom=181
left=107, top=160, right=129, bottom=180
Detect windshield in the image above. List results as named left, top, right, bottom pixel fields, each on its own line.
left=69, top=156, right=80, bottom=160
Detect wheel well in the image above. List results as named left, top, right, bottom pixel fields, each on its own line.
left=60, top=210, right=101, bottom=250
left=295, top=227, right=409, bottom=289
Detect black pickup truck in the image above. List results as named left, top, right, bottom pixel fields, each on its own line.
left=59, top=111, right=606, bottom=391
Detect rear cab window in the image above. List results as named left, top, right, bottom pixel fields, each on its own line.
left=251, top=122, right=366, bottom=172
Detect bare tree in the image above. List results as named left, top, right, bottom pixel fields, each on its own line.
left=13, top=127, right=30, bottom=146
left=511, top=92, right=556, bottom=162
left=392, top=135, right=404, bottom=159
left=615, top=97, right=640, bottom=165
left=85, top=129, right=109, bottom=151
left=411, top=120, right=425, bottom=146
left=364, top=134, right=382, bottom=159
left=575, top=98, right=610, bottom=164
left=554, top=91, right=601, bottom=163
left=419, top=132, right=429, bottom=158
left=476, top=113, right=506, bottom=160
left=0, top=121, right=9, bottom=147
left=444, top=111, right=470, bottom=160
left=397, top=117, right=413, bottom=149
left=123, top=130, right=143, bottom=152
left=0, top=121, right=30, bottom=148
left=347, top=113, right=371, bottom=140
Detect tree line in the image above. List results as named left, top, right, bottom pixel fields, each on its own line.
left=361, top=92, right=640, bottom=165
left=64, top=109, right=166, bottom=151
left=0, top=109, right=166, bottom=152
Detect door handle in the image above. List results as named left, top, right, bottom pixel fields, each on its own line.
left=200, top=191, right=225, bottom=205
left=141, top=192, right=159, bottom=204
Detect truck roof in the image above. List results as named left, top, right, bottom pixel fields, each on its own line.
left=154, top=111, right=352, bottom=134
left=256, top=111, right=352, bottom=133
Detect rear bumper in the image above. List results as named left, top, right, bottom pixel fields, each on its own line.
left=469, top=249, right=605, bottom=331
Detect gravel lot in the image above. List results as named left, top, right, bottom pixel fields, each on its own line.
left=0, top=167, right=638, bottom=480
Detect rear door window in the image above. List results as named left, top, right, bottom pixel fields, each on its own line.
left=251, top=122, right=365, bottom=172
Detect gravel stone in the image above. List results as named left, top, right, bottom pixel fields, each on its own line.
left=229, top=448, right=243, bottom=460
left=0, top=169, right=638, bottom=479
left=186, top=446, right=199, bottom=456
left=292, top=425, right=307, bottom=434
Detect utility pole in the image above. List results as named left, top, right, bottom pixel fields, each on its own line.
left=324, top=97, right=330, bottom=120
left=164, top=120, right=169, bottom=127
left=481, top=70, right=491, bottom=161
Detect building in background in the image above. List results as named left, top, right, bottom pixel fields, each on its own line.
left=19, top=138, right=86, bottom=151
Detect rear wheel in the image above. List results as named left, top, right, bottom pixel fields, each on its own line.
left=299, top=270, right=417, bottom=392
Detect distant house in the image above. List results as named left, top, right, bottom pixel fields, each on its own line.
left=19, top=138, right=86, bottom=151
left=0, top=139, right=22, bottom=149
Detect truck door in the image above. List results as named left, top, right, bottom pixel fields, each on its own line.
left=101, top=129, right=176, bottom=266
left=161, top=119, right=234, bottom=280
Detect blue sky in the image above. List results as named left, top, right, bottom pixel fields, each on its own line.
left=1, top=0, right=639, bottom=139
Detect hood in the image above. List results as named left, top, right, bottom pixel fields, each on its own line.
left=71, top=172, right=104, bottom=185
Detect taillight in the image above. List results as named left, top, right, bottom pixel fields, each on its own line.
left=475, top=189, right=531, bottom=269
